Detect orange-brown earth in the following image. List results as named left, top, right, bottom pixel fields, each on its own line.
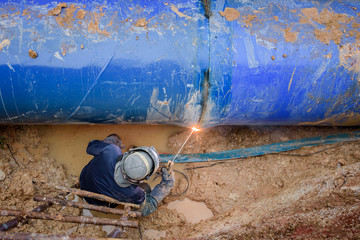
left=0, top=125, right=359, bottom=239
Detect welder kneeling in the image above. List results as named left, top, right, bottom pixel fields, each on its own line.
left=79, top=134, right=175, bottom=216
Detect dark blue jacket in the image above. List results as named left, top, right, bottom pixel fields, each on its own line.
left=79, top=140, right=145, bottom=206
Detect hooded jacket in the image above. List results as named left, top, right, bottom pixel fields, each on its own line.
left=79, top=140, right=145, bottom=206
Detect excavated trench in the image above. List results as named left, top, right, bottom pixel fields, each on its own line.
left=1, top=1, right=360, bottom=239
left=0, top=125, right=360, bottom=239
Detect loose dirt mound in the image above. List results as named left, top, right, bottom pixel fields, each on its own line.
left=0, top=125, right=359, bottom=239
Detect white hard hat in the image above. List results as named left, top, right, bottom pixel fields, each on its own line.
left=114, top=146, right=160, bottom=187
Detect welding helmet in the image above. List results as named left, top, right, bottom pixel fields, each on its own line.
left=114, top=146, right=160, bottom=187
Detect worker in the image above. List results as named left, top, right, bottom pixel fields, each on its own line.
left=79, top=134, right=175, bottom=216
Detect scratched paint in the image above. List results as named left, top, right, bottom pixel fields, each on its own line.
left=0, top=0, right=360, bottom=127
left=243, top=36, right=259, bottom=69
left=311, top=58, right=331, bottom=84
left=0, top=39, right=10, bottom=51
left=288, top=67, right=296, bottom=91
left=209, top=0, right=360, bottom=126
left=146, top=88, right=172, bottom=122
left=0, top=0, right=206, bottom=126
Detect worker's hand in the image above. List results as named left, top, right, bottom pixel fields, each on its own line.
left=161, top=167, right=175, bottom=183
left=150, top=167, right=175, bottom=204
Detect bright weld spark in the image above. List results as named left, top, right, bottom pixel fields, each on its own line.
left=170, top=126, right=201, bottom=163
left=192, top=127, right=200, bottom=132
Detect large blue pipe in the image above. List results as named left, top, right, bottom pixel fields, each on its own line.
left=0, top=0, right=359, bottom=127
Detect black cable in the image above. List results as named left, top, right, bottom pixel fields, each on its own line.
left=185, top=161, right=228, bottom=170
left=167, top=140, right=357, bottom=196
left=184, top=141, right=357, bottom=170
left=276, top=142, right=351, bottom=157
left=6, top=144, right=20, bottom=167
left=170, top=170, right=190, bottom=196
left=185, top=155, right=262, bottom=170
left=138, top=221, right=143, bottom=240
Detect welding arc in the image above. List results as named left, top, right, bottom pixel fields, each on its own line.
left=170, top=128, right=197, bottom=164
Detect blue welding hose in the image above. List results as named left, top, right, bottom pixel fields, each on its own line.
left=160, top=131, right=360, bottom=163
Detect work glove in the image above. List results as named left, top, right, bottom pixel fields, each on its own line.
left=161, top=167, right=175, bottom=183
left=149, top=167, right=175, bottom=204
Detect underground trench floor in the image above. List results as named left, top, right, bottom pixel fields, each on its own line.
left=36, top=124, right=215, bottom=239
left=0, top=125, right=359, bottom=239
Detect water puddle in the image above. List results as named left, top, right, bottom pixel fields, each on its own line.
left=167, top=197, right=213, bottom=224
left=36, top=124, right=184, bottom=176
left=143, top=229, right=167, bottom=240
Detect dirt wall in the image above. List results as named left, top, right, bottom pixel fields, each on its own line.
left=0, top=125, right=359, bottom=239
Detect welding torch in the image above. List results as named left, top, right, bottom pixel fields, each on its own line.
left=165, top=126, right=200, bottom=171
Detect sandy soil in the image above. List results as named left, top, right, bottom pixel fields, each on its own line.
left=0, top=125, right=359, bottom=239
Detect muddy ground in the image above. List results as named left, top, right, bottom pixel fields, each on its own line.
left=0, top=125, right=359, bottom=239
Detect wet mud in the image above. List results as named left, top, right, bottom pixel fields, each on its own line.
left=0, top=125, right=359, bottom=239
